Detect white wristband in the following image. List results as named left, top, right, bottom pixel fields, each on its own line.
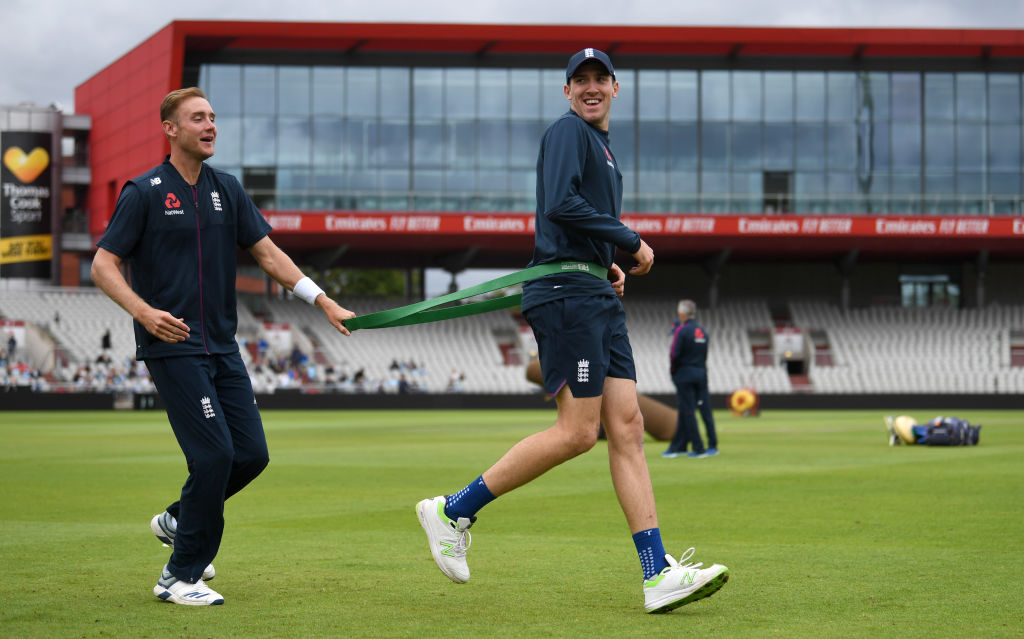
left=292, top=276, right=325, bottom=305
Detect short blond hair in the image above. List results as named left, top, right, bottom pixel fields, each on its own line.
left=160, top=87, right=207, bottom=124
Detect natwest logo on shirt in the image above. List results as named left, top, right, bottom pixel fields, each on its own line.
left=165, top=193, right=180, bottom=208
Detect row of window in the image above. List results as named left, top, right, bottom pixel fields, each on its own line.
left=197, top=64, right=1024, bottom=214
left=202, top=65, right=1024, bottom=123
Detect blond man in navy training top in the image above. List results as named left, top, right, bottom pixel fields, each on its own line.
left=416, top=49, right=729, bottom=613
left=92, top=87, right=355, bottom=606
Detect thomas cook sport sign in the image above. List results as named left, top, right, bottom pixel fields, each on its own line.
left=1, top=131, right=53, bottom=278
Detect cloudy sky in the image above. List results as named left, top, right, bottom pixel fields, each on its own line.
left=3, top=0, right=1024, bottom=113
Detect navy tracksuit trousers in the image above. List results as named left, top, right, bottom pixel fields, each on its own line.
left=669, top=366, right=718, bottom=454
left=146, top=352, right=269, bottom=583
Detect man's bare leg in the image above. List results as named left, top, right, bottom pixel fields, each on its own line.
left=482, top=386, right=601, bottom=496
left=601, top=377, right=658, bottom=533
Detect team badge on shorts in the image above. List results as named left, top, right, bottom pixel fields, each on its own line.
left=577, top=358, right=590, bottom=384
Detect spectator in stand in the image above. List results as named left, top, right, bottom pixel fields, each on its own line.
left=102, top=328, right=112, bottom=351
left=6, top=332, right=16, bottom=362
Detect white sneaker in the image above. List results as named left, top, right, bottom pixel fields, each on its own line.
left=150, top=512, right=216, bottom=581
left=416, top=496, right=473, bottom=583
left=643, top=548, right=729, bottom=613
left=153, top=565, right=224, bottom=606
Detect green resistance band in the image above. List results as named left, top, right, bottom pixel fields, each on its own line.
left=343, top=261, right=608, bottom=331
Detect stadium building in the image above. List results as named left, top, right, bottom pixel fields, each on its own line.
left=3, top=21, right=1024, bottom=405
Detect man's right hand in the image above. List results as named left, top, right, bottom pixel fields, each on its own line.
left=137, top=307, right=190, bottom=343
left=630, top=239, right=654, bottom=275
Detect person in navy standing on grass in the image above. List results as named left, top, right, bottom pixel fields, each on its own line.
left=415, top=49, right=729, bottom=613
left=91, top=87, right=355, bottom=606
left=665, top=299, right=719, bottom=458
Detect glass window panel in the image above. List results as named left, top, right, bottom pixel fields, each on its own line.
left=924, top=73, right=954, bottom=121
left=204, top=65, right=242, bottom=115
left=508, top=168, right=534, bottom=195
left=378, top=120, right=409, bottom=168
left=379, top=169, right=409, bottom=191
left=732, top=171, right=761, bottom=212
left=989, top=172, right=1021, bottom=194
left=478, top=69, right=509, bottom=119
left=414, top=68, right=444, bottom=119
left=509, top=120, right=541, bottom=169
left=612, top=69, right=634, bottom=120
left=477, top=120, right=508, bottom=169
left=794, top=172, right=826, bottom=213
left=988, top=73, right=1021, bottom=122
left=955, top=73, right=986, bottom=120
left=796, top=123, right=825, bottom=170
left=891, top=173, right=922, bottom=212
left=764, top=71, right=793, bottom=121
left=668, top=122, right=698, bottom=170
left=827, top=123, right=856, bottom=170
left=828, top=172, right=856, bottom=193
left=891, top=123, right=922, bottom=170
left=445, top=69, right=476, bottom=119
left=346, top=68, right=377, bottom=118
left=444, top=170, right=475, bottom=192
left=637, top=121, right=668, bottom=171
left=827, top=72, right=857, bottom=121
left=242, top=116, right=275, bottom=165
left=862, top=121, right=890, bottom=170
left=278, top=67, right=310, bottom=116
left=795, top=72, right=825, bottom=121
left=312, top=117, right=345, bottom=167
left=638, top=171, right=668, bottom=199
left=988, top=123, right=1021, bottom=170
left=509, top=69, right=541, bottom=119
left=638, top=70, right=668, bottom=121
left=669, top=71, right=698, bottom=121
left=346, top=119, right=377, bottom=168
left=669, top=170, right=698, bottom=196
left=699, top=171, right=730, bottom=212
left=891, top=73, right=921, bottom=121
left=413, top=169, right=443, bottom=194
left=612, top=119, right=635, bottom=174
left=277, top=116, right=310, bottom=166
left=732, top=72, right=762, bottom=121
left=701, top=71, right=730, bottom=122
left=446, top=121, right=475, bottom=168
left=542, top=69, right=568, bottom=121
left=379, top=68, right=410, bottom=118
left=732, top=122, right=761, bottom=170
left=924, top=123, right=954, bottom=172
left=957, top=172, right=984, bottom=196
left=312, top=68, right=344, bottom=115
left=764, top=123, right=794, bottom=170
left=925, top=173, right=954, bottom=194
left=413, top=122, right=443, bottom=167
left=859, top=72, right=890, bottom=121
left=210, top=115, right=241, bottom=166
left=956, top=123, right=985, bottom=171
left=701, top=122, right=729, bottom=169
left=243, top=66, right=276, bottom=115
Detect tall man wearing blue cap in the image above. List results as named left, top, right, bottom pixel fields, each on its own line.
left=417, top=48, right=729, bottom=613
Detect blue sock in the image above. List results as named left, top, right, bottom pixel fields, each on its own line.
left=444, top=475, right=496, bottom=520
left=632, top=528, right=669, bottom=580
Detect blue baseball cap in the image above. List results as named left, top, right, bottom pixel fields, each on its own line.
left=565, top=48, right=615, bottom=82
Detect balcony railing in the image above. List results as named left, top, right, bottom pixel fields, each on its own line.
left=245, top=189, right=1024, bottom=216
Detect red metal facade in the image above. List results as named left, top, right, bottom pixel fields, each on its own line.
left=75, top=21, right=1024, bottom=261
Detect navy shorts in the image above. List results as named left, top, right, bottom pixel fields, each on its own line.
left=523, top=295, right=636, bottom=399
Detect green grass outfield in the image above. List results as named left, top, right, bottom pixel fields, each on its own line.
left=1, top=408, right=1021, bottom=638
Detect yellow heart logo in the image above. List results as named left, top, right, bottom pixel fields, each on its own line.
left=3, top=146, right=50, bottom=184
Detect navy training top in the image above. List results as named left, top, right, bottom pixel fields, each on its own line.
left=670, top=319, right=709, bottom=373
left=521, top=110, right=641, bottom=312
left=97, top=156, right=272, bottom=360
